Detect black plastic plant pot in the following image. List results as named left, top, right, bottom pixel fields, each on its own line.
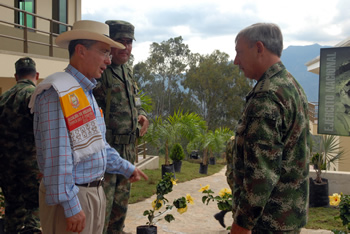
left=137, top=225, right=157, bottom=234
left=309, top=177, right=329, bottom=208
left=199, top=162, right=208, bottom=174
left=161, top=164, right=175, bottom=179
left=173, top=160, right=182, bottom=172
left=209, top=157, right=216, bottom=165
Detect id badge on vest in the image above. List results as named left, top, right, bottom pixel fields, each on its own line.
left=134, top=97, right=142, bottom=107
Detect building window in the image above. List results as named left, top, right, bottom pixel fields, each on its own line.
left=52, top=0, right=67, bottom=34
left=15, top=0, right=35, bottom=29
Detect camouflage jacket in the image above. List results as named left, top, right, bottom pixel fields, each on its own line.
left=225, top=136, right=235, bottom=191
left=0, top=79, right=37, bottom=156
left=228, top=62, right=310, bottom=231
left=94, top=63, right=147, bottom=143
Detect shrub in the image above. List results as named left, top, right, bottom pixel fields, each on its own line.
left=170, top=143, right=185, bottom=162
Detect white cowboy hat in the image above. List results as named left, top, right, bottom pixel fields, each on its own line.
left=55, top=20, right=125, bottom=49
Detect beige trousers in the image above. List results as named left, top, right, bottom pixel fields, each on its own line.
left=39, top=181, right=106, bottom=234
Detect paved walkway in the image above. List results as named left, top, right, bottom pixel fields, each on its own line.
left=124, top=167, right=333, bottom=234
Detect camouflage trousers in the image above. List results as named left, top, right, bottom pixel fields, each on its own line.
left=0, top=152, right=41, bottom=234
left=103, top=143, right=136, bottom=234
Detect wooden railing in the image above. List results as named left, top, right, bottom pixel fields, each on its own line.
left=0, top=2, right=72, bottom=56
left=135, top=141, right=147, bottom=163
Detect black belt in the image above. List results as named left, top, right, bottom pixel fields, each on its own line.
left=76, top=177, right=104, bottom=188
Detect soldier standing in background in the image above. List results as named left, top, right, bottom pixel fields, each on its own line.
left=0, top=57, right=41, bottom=233
left=94, top=20, right=149, bottom=234
left=227, top=23, right=310, bottom=233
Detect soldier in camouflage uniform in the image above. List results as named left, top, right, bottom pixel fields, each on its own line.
left=94, top=20, right=149, bottom=234
left=227, top=23, right=310, bottom=234
left=0, top=57, right=41, bottom=233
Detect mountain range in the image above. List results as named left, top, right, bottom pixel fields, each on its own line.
left=281, top=44, right=330, bottom=103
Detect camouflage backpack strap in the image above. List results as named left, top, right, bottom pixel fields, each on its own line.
left=104, top=67, right=114, bottom=128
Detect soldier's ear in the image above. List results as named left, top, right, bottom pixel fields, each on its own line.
left=256, top=41, right=264, bottom=54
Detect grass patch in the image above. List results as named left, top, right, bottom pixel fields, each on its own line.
left=129, top=156, right=225, bottom=203
left=306, top=207, right=347, bottom=232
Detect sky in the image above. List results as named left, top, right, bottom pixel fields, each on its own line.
left=82, top=0, right=350, bottom=64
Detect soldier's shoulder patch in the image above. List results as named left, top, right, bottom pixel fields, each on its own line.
left=254, top=78, right=270, bottom=93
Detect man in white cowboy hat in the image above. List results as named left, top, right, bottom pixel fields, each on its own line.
left=29, top=20, right=148, bottom=234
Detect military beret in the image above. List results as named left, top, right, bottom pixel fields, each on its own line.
left=105, top=20, right=135, bottom=41
left=15, top=57, right=36, bottom=73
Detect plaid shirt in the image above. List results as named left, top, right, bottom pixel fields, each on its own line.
left=33, top=65, right=135, bottom=218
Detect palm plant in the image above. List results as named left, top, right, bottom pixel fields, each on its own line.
left=163, top=110, right=206, bottom=165
left=142, top=116, right=163, bottom=154
left=188, top=127, right=233, bottom=166
left=139, top=90, right=153, bottom=113
left=313, top=134, right=345, bottom=183
left=144, top=110, right=207, bottom=165
left=206, top=127, right=233, bottom=161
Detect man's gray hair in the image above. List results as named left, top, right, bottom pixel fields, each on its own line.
left=235, top=23, right=283, bottom=57
left=68, top=39, right=97, bottom=58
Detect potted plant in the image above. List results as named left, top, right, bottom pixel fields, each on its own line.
left=150, top=110, right=207, bottom=178
left=138, top=172, right=194, bottom=234
left=310, top=134, right=345, bottom=207
left=169, top=143, right=185, bottom=172
left=195, top=128, right=233, bottom=174
left=209, top=154, right=216, bottom=165
left=188, top=132, right=210, bottom=174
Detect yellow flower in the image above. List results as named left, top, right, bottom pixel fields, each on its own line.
left=186, top=194, right=194, bottom=204
left=329, top=193, right=341, bottom=206
left=151, top=199, right=163, bottom=210
left=218, top=188, right=232, bottom=197
left=177, top=205, right=188, bottom=214
left=198, top=184, right=210, bottom=192
left=171, top=178, right=178, bottom=185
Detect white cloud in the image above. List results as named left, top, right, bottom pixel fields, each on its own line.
left=82, top=0, right=349, bottom=64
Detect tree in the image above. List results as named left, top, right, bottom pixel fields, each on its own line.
left=134, top=36, right=192, bottom=118
left=184, top=50, right=253, bottom=130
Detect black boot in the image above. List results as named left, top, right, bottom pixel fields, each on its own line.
left=214, top=210, right=228, bottom=228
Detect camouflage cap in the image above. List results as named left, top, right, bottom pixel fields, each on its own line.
left=105, top=20, right=135, bottom=41
left=15, top=57, right=36, bottom=73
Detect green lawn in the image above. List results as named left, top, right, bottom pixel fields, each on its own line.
left=129, top=156, right=225, bottom=203
left=130, top=156, right=348, bottom=231
left=305, top=207, right=347, bottom=232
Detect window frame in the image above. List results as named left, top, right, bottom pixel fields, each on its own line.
left=14, top=0, right=36, bottom=29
